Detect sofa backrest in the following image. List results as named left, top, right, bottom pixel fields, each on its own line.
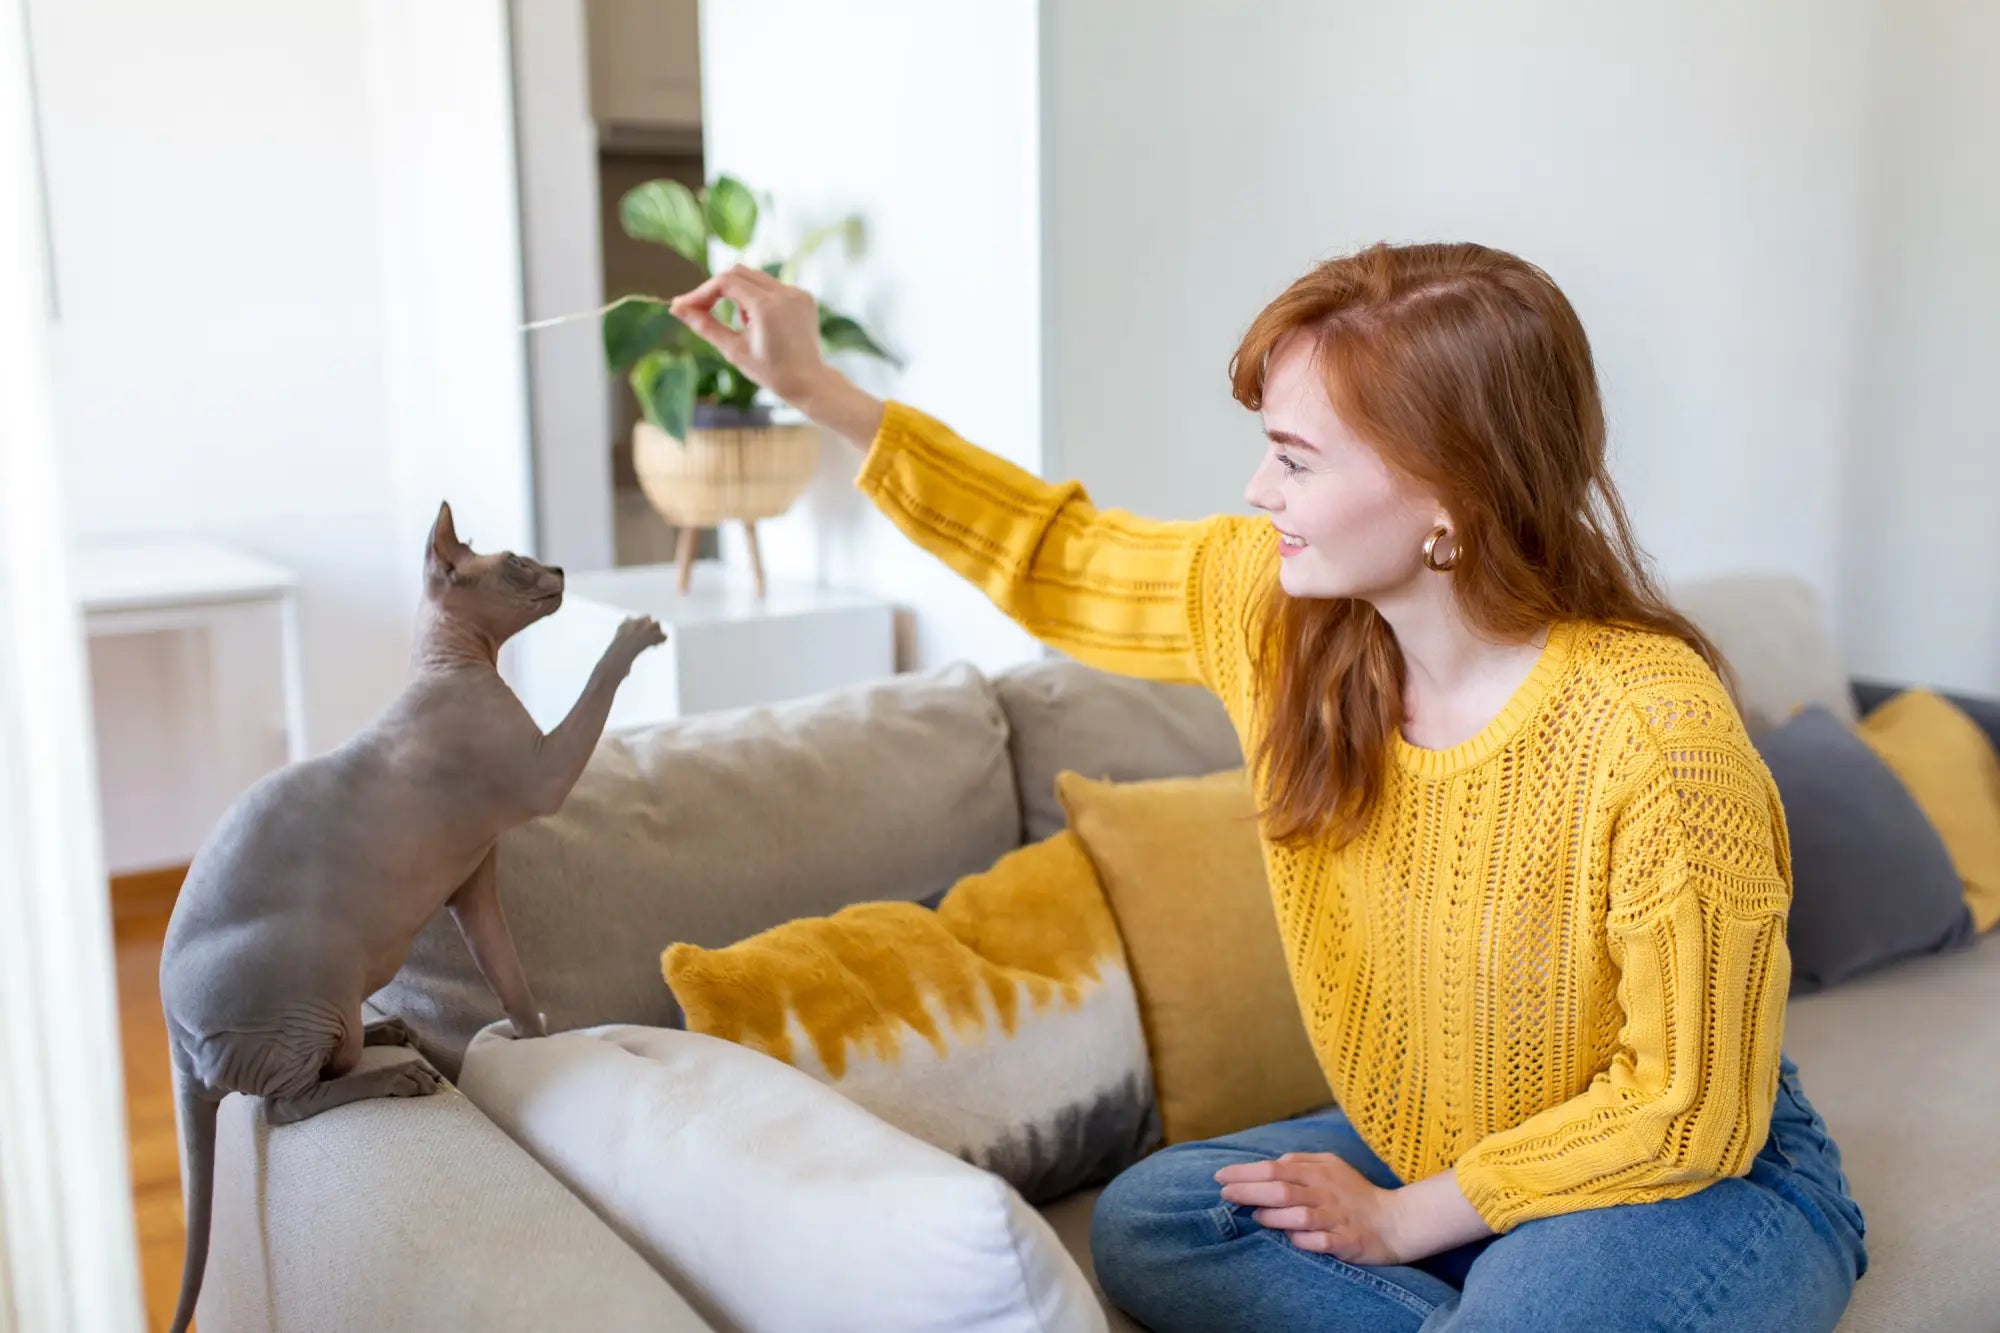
left=992, top=656, right=1244, bottom=844
left=376, top=662, right=1021, bottom=1078
left=380, top=572, right=1860, bottom=1078
left=1668, top=572, right=1854, bottom=734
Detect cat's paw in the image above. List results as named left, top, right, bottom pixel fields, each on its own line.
left=385, top=1062, right=442, bottom=1099
left=362, top=1016, right=415, bottom=1047
left=611, top=615, right=667, bottom=662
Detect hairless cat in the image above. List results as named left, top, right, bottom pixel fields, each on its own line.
left=158, top=502, right=665, bottom=1333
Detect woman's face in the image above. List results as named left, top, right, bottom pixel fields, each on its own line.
left=1244, top=333, right=1448, bottom=601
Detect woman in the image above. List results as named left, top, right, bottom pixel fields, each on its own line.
left=670, top=242, right=1868, bottom=1331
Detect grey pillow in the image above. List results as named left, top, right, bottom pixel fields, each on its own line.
left=1755, top=705, right=1975, bottom=993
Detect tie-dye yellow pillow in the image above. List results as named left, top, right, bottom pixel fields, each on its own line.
left=661, top=830, right=1160, bottom=1203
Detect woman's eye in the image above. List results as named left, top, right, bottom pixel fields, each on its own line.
left=1277, top=453, right=1304, bottom=475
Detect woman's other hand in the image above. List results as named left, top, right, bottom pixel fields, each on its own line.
left=1215, top=1151, right=1412, bottom=1265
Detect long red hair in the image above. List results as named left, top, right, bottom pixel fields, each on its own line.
left=1231, top=242, right=1733, bottom=847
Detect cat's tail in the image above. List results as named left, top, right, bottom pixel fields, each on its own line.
left=168, top=1062, right=220, bottom=1333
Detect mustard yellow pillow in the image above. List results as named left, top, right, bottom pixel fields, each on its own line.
left=662, top=830, right=1159, bottom=1202
left=1054, top=767, right=1330, bottom=1145
left=1859, top=689, right=2000, bottom=932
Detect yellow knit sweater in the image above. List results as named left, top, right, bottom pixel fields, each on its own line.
left=856, top=402, right=1794, bottom=1233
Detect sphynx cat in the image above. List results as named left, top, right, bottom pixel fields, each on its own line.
left=159, top=501, right=665, bottom=1333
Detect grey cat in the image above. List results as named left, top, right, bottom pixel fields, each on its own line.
left=159, top=502, right=665, bottom=1333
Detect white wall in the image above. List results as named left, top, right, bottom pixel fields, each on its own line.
left=1836, top=0, right=2000, bottom=692
left=699, top=0, right=1044, bottom=673
left=700, top=1, right=1995, bottom=693
left=1043, top=0, right=1996, bottom=693
left=34, top=0, right=534, bottom=871
left=364, top=2, right=537, bottom=588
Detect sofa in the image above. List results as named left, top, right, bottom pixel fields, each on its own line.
left=194, top=574, right=2000, bottom=1332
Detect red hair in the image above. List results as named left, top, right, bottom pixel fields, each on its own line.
left=1230, top=242, right=1733, bottom=847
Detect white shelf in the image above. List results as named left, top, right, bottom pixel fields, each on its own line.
left=71, top=538, right=311, bottom=872
left=563, top=561, right=888, bottom=628
left=69, top=539, right=300, bottom=615
left=506, top=559, right=898, bottom=734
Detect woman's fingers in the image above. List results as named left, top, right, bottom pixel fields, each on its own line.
left=1215, top=1158, right=1318, bottom=1186
left=666, top=265, right=828, bottom=401
left=1251, top=1205, right=1327, bottom=1231
left=677, top=304, right=745, bottom=359
left=670, top=267, right=771, bottom=363
left=672, top=264, right=775, bottom=318
left=1217, top=1178, right=1307, bottom=1207
left=668, top=270, right=732, bottom=317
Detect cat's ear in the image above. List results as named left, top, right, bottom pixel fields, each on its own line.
left=427, top=501, right=470, bottom=582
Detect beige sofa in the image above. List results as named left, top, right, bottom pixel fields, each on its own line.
left=197, top=575, right=2000, bottom=1332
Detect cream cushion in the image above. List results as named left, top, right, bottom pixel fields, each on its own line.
left=459, top=1023, right=1107, bottom=1333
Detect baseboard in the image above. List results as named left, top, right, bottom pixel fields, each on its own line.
left=110, top=864, right=187, bottom=926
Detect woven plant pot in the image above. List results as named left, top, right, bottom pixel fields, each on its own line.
left=632, top=413, right=819, bottom=527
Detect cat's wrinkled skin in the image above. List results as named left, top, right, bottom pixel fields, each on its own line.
left=159, top=502, right=664, bottom=1333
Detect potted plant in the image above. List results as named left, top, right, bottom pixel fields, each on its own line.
left=601, top=174, right=896, bottom=596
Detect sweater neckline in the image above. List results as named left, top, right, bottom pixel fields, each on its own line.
left=1391, top=621, right=1583, bottom=780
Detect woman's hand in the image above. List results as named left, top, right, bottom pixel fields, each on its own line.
left=669, top=265, right=829, bottom=406
left=1215, top=1152, right=1412, bottom=1265
left=669, top=265, right=884, bottom=448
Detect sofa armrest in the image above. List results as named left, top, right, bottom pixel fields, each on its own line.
left=1851, top=676, right=2000, bottom=754
left=198, top=1046, right=714, bottom=1332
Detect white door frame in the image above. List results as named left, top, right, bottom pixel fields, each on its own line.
left=510, top=0, right=616, bottom=573
left=0, top=0, right=145, bottom=1327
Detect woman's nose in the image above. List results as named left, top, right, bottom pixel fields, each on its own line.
left=1244, top=467, right=1280, bottom=513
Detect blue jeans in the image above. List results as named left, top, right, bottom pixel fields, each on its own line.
left=1091, top=1054, right=1867, bottom=1332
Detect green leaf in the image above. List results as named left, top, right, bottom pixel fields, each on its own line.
left=630, top=350, right=698, bottom=442
left=702, top=176, right=758, bottom=249
left=601, top=296, right=680, bottom=373
left=819, top=310, right=898, bottom=366
left=620, top=181, right=708, bottom=266
left=780, top=219, right=849, bottom=283
left=759, top=260, right=785, bottom=278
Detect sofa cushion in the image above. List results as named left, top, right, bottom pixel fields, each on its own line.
left=1858, top=689, right=2000, bottom=933
left=1669, top=573, right=1856, bottom=734
left=375, top=663, right=1021, bottom=1078
left=1056, top=768, right=1329, bottom=1147
left=1782, top=928, right=2000, bottom=1331
left=200, top=1045, right=709, bottom=1333
left=996, top=655, right=1243, bottom=844
left=1754, top=706, right=1975, bottom=992
left=663, top=830, right=1160, bottom=1204
left=1039, top=1189, right=1143, bottom=1333
left=459, top=1023, right=1108, bottom=1333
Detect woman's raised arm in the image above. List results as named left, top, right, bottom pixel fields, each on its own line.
left=673, top=268, right=1273, bottom=690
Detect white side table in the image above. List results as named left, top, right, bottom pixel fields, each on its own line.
left=506, top=559, right=897, bottom=734
left=71, top=539, right=309, bottom=764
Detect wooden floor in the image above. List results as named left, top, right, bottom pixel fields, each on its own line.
left=114, top=870, right=193, bottom=1332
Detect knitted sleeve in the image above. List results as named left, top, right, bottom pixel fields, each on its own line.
left=854, top=400, right=1273, bottom=689
left=1452, top=696, right=1794, bottom=1233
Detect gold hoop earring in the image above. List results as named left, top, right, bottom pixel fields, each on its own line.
left=1423, top=526, right=1459, bottom=572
